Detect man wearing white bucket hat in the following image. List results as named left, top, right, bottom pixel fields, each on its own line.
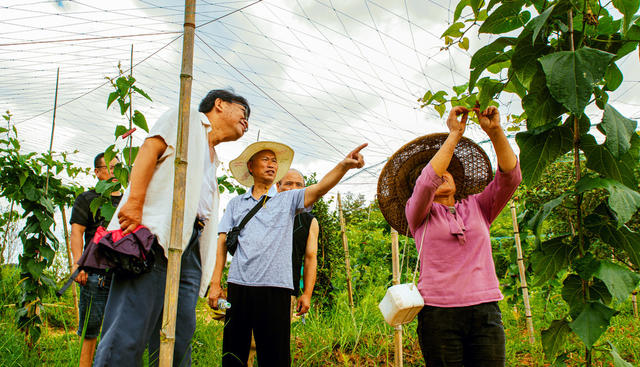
left=209, top=141, right=366, bottom=366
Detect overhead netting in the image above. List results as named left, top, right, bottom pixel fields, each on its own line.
left=1, top=0, right=639, bottom=192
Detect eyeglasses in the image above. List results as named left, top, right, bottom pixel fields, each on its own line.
left=96, top=165, right=117, bottom=171
left=231, top=101, right=249, bottom=121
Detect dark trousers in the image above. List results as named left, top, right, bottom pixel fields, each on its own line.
left=93, top=225, right=202, bottom=367
left=417, top=302, right=506, bottom=367
left=222, top=283, right=291, bottom=367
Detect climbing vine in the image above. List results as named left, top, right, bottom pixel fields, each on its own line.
left=0, top=111, right=86, bottom=344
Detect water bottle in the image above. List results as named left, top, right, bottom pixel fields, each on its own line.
left=217, top=298, right=231, bottom=310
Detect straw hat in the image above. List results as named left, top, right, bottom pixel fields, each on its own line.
left=229, top=141, right=294, bottom=187
left=377, top=133, right=493, bottom=237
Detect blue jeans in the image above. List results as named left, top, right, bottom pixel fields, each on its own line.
left=93, top=225, right=202, bottom=367
left=417, top=302, right=505, bottom=367
left=77, top=273, right=110, bottom=338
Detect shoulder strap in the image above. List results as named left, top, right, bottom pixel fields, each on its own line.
left=411, top=213, right=429, bottom=285
left=237, top=195, right=271, bottom=230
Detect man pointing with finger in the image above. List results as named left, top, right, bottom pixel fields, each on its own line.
left=209, top=141, right=367, bottom=366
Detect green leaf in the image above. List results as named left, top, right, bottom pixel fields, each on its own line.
left=131, top=85, right=152, bottom=102
left=586, top=211, right=640, bottom=268
left=453, top=84, right=468, bottom=95
left=569, top=301, right=618, bottom=348
left=113, top=165, right=129, bottom=188
left=470, top=0, right=483, bottom=16
left=531, top=235, right=574, bottom=285
left=562, top=274, right=612, bottom=318
left=612, top=0, right=640, bottom=32
left=104, top=145, right=117, bottom=168
left=459, top=37, right=470, bottom=51
left=25, top=258, right=46, bottom=279
left=116, top=76, right=130, bottom=98
left=479, top=2, right=530, bottom=34
left=100, top=203, right=116, bottom=223
left=454, top=0, right=470, bottom=21
left=441, top=22, right=465, bottom=38
left=599, top=104, right=637, bottom=159
left=609, top=342, right=634, bottom=367
left=541, top=319, right=571, bottom=360
left=95, top=179, right=119, bottom=195
left=118, top=100, right=130, bottom=116
left=122, top=146, right=139, bottom=167
left=115, top=125, right=129, bottom=139
left=528, top=4, right=555, bottom=42
left=576, top=176, right=640, bottom=224
left=434, top=104, right=446, bottom=117
left=521, top=69, right=566, bottom=129
left=526, top=193, right=570, bottom=241
left=539, top=47, right=615, bottom=115
left=89, top=196, right=105, bottom=218
left=515, top=123, right=572, bottom=185
left=615, top=25, right=640, bottom=60
left=107, top=91, right=119, bottom=109
left=476, top=78, right=504, bottom=110
left=604, top=63, right=623, bottom=91
left=469, top=37, right=516, bottom=90
left=581, top=134, right=637, bottom=188
left=38, top=243, right=55, bottom=261
left=132, top=110, right=149, bottom=132
left=595, top=261, right=640, bottom=303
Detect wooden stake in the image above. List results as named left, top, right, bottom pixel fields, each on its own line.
left=337, top=193, right=354, bottom=308
left=510, top=202, right=535, bottom=344
left=391, top=229, right=403, bottom=367
left=632, top=291, right=638, bottom=319
left=60, top=206, right=79, bottom=324
left=159, top=1, right=195, bottom=365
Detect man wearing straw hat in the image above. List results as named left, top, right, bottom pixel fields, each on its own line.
left=209, top=141, right=366, bottom=366
left=93, top=89, right=250, bottom=367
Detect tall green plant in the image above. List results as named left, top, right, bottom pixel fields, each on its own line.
left=420, top=1, right=640, bottom=364
left=0, top=111, right=86, bottom=344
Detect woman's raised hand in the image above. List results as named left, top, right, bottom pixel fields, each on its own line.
left=446, top=106, right=468, bottom=138
left=474, top=106, right=501, bottom=135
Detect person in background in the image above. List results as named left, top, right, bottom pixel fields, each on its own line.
left=69, top=152, right=122, bottom=367
left=277, top=168, right=318, bottom=317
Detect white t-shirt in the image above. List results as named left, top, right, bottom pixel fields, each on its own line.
left=108, top=108, right=220, bottom=297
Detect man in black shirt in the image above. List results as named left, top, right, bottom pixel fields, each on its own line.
left=277, top=168, right=319, bottom=316
left=69, top=152, right=122, bottom=367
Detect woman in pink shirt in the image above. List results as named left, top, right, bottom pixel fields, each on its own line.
left=405, top=106, right=521, bottom=366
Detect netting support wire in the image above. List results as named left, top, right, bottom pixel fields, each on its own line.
left=44, top=67, right=60, bottom=195
left=195, top=33, right=347, bottom=158
left=339, top=158, right=388, bottom=184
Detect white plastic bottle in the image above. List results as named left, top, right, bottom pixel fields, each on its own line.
left=217, top=299, right=232, bottom=310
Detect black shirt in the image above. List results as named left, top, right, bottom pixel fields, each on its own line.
left=292, top=212, right=315, bottom=296
left=69, top=189, right=122, bottom=249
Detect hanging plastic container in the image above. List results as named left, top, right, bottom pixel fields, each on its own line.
left=378, top=283, right=424, bottom=326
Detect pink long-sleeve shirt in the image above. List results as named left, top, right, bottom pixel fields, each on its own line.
left=405, top=161, right=521, bottom=307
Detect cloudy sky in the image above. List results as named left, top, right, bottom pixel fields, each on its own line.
left=2, top=0, right=639, bottom=200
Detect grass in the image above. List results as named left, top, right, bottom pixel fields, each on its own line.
left=0, top=269, right=638, bottom=366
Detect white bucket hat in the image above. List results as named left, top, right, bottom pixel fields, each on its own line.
left=229, top=141, right=294, bottom=187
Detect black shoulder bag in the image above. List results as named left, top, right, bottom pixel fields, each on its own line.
left=225, top=195, right=270, bottom=255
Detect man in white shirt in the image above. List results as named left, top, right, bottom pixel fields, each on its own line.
left=93, top=89, right=250, bottom=367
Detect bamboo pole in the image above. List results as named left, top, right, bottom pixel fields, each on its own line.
left=44, top=67, right=60, bottom=194
left=391, top=229, right=403, bottom=367
left=337, top=193, right=354, bottom=308
left=632, top=291, right=638, bottom=319
left=159, top=1, right=195, bottom=365
left=510, top=202, right=534, bottom=344
left=60, top=206, right=79, bottom=324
